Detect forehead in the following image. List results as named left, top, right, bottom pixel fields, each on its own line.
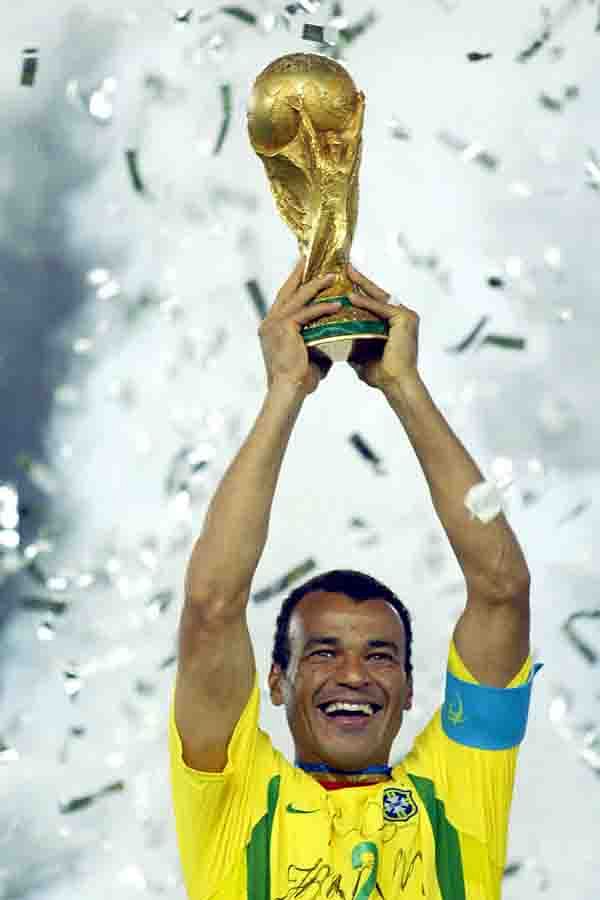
left=289, top=590, right=406, bottom=646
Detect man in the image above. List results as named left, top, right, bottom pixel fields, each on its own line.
left=169, top=258, right=541, bottom=899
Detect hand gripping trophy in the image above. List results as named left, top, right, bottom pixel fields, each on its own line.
left=246, top=52, right=388, bottom=368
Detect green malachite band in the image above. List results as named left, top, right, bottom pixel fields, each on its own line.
left=303, top=295, right=388, bottom=343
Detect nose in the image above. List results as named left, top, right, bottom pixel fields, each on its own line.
left=334, top=652, right=371, bottom=686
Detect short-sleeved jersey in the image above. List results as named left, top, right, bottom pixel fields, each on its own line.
left=168, top=641, right=540, bottom=899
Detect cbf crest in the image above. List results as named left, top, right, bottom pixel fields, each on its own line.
left=382, top=787, right=418, bottom=823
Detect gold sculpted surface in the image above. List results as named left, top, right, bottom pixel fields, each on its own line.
left=247, top=53, right=385, bottom=350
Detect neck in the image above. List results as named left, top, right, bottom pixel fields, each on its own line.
left=315, top=771, right=389, bottom=786
left=295, top=759, right=393, bottom=784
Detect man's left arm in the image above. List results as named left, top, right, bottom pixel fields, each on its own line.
left=383, top=372, right=530, bottom=688
left=345, top=263, right=530, bottom=688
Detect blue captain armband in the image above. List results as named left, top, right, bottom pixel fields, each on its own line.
left=441, top=662, right=543, bottom=750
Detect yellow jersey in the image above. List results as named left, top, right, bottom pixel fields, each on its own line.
left=168, top=640, right=541, bottom=899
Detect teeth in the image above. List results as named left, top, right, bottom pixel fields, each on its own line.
left=323, top=701, right=374, bottom=715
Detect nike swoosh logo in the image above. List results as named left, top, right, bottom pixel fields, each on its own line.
left=286, top=803, right=319, bottom=814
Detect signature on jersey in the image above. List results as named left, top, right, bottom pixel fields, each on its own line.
left=273, top=846, right=423, bottom=899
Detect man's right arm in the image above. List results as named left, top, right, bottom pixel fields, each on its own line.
left=175, top=382, right=306, bottom=772
left=185, top=381, right=306, bottom=606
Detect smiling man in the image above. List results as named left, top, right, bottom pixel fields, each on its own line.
left=268, top=583, right=414, bottom=789
left=168, top=260, right=542, bottom=899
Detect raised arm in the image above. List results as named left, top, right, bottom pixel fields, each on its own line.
left=175, top=261, right=341, bottom=771
left=184, top=260, right=340, bottom=605
left=345, top=264, right=530, bottom=688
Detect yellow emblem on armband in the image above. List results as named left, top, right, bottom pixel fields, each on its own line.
left=447, top=692, right=465, bottom=726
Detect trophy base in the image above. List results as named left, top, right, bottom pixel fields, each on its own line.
left=301, top=295, right=388, bottom=364
left=306, top=332, right=387, bottom=364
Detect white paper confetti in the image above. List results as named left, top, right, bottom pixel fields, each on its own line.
left=464, top=479, right=507, bottom=523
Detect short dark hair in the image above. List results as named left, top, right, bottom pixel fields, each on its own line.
left=271, top=569, right=413, bottom=679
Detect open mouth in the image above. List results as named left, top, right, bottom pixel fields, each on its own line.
left=316, top=703, right=383, bottom=730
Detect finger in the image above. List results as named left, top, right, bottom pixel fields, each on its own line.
left=292, top=300, right=342, bottom=326
left=292, top=272, right=337, bottom=308
left=348, top=263, right=390, bottom=301
left=347, top=292, right=402, bottom=320
left=277, top=256, right=306, bottom=301
left=351, top=293, right=419, bottom=330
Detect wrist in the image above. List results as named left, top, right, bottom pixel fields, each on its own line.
left=381, top=370, right=424, bottom=401
left=266, top=379, right=309, bottom=407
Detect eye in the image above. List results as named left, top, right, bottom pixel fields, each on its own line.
left=308, top=650, right=394, bottom=660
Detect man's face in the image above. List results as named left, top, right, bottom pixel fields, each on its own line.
left=268, top=591, right=413, bottom=774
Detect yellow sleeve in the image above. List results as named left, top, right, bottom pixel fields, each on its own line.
left=167, top=669, right=276, bottom=900
left=403, top=640, right=533, bottom=867
left=447, top=638, right=531, bottom=687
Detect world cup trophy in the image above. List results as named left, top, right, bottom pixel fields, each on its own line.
left=246, top=52, right=388, bottom=367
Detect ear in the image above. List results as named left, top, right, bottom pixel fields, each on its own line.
left=268, top=663, right=285, bottom=707
left=404, top=677, right=414, bottom=712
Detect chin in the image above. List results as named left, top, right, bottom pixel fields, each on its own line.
left=320, top=747, right=375, bottom=769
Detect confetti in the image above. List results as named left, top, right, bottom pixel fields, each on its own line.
left=145, top=589, right=174, bottom=616
left=464, top=480, right=506, bottom=523
left=338, top=9, right=378, bottom=46
left=467, top=51, right=493, bottom=62
left=165, top=443, right=216, bottom=497
left=302, top=23, right=339, bottom=44
left=502, top=857, right=551, bottom=890
left=395, top=234, right=452, bottom=292
left=584, top=148, right=600, bottom=190
left=59, top=780, right=125, bottom=815
left=517, top=0, right=587, bottom=62
left=437, top=130, right=499, bottom=170
left=220, top=5, right=258, bottom=26
left=303, top=23, right=325, bottom=41
left=480, top=334, right=526, bottom=351
left=516, top=35, right=548, bottom=63
left=285, top=1, right=320, bottom=12
left=0, top=483, right=19, bottom=531
left=252, top=558, right=317, bottom=605
left=349, top=433, right=387, bottom=475
left=387, top=118, right=411, bottom=140
left=246, top=279, right=268, bottom=319
left=213, top=83, right=232, bottom=155
left=173, top=8, right=194, bottom=24
left=580, top=726, right=600, bottom=774
left=503, top=861, right=524, bottom=877
left=562, top=609, right=600, bottom=664
left=557, top=498, right=591, bottom=526
left=539, top=85, right=580, bottom=112
left=20, top=595, right=69, bottom=615
left=15, top=454, right=58, bottom=495
left=299, top=8, right=378, bottom=56
left=125, top=148, right=146, bottom=195
left=20, top=48, right=39, bottom=86
left=446, top=316, right=489, bottom=353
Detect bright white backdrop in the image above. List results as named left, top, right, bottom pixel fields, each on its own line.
left=1, top=1, right=599, bottom=897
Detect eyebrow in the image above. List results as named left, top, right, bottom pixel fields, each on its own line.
left=303, top=635, right=401, bottom=656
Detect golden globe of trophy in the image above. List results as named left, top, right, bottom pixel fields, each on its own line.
left=247, top=52, right=388, bottom=367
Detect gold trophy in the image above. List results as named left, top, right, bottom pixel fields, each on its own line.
left=247, top=52, right=388, bottom=366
